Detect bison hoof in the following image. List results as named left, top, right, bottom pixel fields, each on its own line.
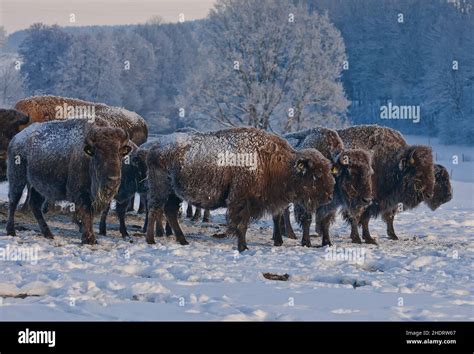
left=238, top=243, right=248, bottom=252
left=99, top=230, right=106, bottom=236
left=287, top=231, right=297, bottom=240
left=146, top=237, right=156, bottom=244
left=82, top=238, right=97, bottom=245
left=177, top=238, right=189, bottom=245
left=202, top=218, right=210, bottom=223
left=44, top=232, right=54, bottom=239
left=6, top=229, right=16, bottom=236
left=364, top=237, right=378, bottom=245
left=273, top=240, right=283, bottom=247
left=322, top=240, right=332, bottom=247
left=301, top=240, right=312, bottom=248
left=388, top=234, right=399, bottom=240
left=351, top=237, right=362, bottom=244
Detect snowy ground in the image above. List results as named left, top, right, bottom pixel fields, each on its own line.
left=0, top=135, right=472, bottom=321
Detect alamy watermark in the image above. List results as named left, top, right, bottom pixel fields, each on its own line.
left=380, top=102, right=420, bottom=123
left=0, top=245, right=39, bottom=265
left=55, top=103, right=95, bottom=122
left=217, top=151, right=258, bottom=170
left=324, top=246, right=366, bottom=265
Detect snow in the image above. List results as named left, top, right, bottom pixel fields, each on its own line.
left=0, top=136, right=472, bottom=321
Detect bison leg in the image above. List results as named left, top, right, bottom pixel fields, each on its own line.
left=283, top=207, right=297, bottom=239
left=191, top=207, right=202, bottom=222
left=142, top=193, right=148, bottom=233
left=360, top=213, right=377, bottom=245
left=317, top=210, right=334, bottom=247
left=272, top=213, right=284, bottom=246
left=6, top=177, right=27, bottom=236
left=202, top=208, right=210, bottom=223
left=382, top=210, right=399, bottom=240
left=146, top=207, right=163, bottom=244
left=295, top=204, right=312, bottom=247
left=165, top=195, right=188, bottom=245
left=186, top=203, right=193, bottom=218
left=77, top=205, right=96, bottom=245
left=99, top=204, right=111, bottom=235
left=116, top=199, right=130, bottom=238
left=29, top=188, right=54, bottom=239
left=137, top=194, right=146, bottom=214
left=155, top=213, right=165, bottom=237
left=165, top=221, right=173, bottom=236
left=227, top=203, right=250, bottom=252
left=343, top=210, right=362, bottom=244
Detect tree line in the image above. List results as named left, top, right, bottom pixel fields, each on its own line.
left=0, top=0, right=472, bottom=144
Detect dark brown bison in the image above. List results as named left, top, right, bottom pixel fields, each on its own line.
left=6, top=118, right=132, bottom=244
left=382, top=163, right=452, bottom=240
left=0, top=109, right=30, bottom=181
left=146, top=127, right=335, bottom=252
left=337, top=125, right=435, bottom=243
left=15, top=95, right=148, bottom=145
left=98, top=142, right=148, bottom=238
left=274, top=128, right=373, bottom=247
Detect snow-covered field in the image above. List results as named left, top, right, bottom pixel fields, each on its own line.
left=0, top=136, right=472, bottom=321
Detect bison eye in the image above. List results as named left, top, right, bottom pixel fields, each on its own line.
left=84, top=145, right=94, bottom=157
left=121, top=145, right=132, bottom=157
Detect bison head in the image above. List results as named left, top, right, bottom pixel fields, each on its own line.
left=425, top=164, right=452, bottom=211
left=293, top=148, right=335, bottom=210
left=0, top=109, right=30, bottom=181
left=398, top=145, right=435, bottom=208
left=332, top=149, right=373, bottom=211
left=84, top=125, right=132, bottom=211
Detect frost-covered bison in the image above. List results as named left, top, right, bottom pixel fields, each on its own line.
left=337, top=125, right=435, bottom=243
left=15, top=95, right=148, bottom=145
left=98, top=142, right=148, bottom=238
left=0, top=109, right=30, bottom=181
left=381, top=163, right=452, bottom=240
left=6, top=118, right=132, bottom=244
left=274, top=128, right=373, bottom=246
left=146, top=127, right=335, bottom=252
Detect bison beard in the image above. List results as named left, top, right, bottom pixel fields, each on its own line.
left=145, top=127, right=335, bottom=252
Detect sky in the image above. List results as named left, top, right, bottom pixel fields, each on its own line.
left=0, top=0, right=217, bottom=34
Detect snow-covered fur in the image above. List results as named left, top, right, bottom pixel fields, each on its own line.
left=6, top=118, right=131, bottom=244
left=0, top=109, right=30, bottom=181
left=146, top=127, right=335, bottom=251
left=15, top=95, right=148, bottom=145
left=337, top=125, right=435, bottom=242
left=276, top=127, right=373, bottom=246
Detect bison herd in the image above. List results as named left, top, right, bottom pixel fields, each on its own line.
left=0, top=95, right=453, bottom=252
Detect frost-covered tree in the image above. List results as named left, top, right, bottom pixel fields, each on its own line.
left=18, top=24, right=72, bottom=95
left=181, top=0, right=348, bottom=131
left=0, top=55, right=25, bottom=107
left=55, top=33, right=124, bottom=106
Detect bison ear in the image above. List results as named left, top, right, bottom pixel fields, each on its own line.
left=295, top=158, right=313, bottom=176
left=330, top=164, right=341, bottom=176
left=120, top=145, right=132, bottom=157
left=84, top=145, right=95, bottom=157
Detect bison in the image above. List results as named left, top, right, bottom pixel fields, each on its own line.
left=145, top=127, right=335, bottom=252
left=6, top=118, right=132, bottom=244
left=337, top=125, right=435, bottom=243
left=273, top=128, right=373, bottom=247
left=98, top=142, right=148, bottom=238
left=15, top=95, right=148, bottom=145
left=382, top=163, right=452, bottom=240
left=0, top=109, right=30, bottom=181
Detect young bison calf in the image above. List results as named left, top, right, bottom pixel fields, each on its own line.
left=146, top=127, right=335, bottom=252
left=6, top=118, right=131, bottom=244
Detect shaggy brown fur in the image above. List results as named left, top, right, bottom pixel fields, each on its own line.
left=146, top=127, right=335, bottom=251
left=277, top=128, right=373, bottom=246
left=0, top=109, right=30, bottom=181
left=15, top=95, right=148, bottom=144
left=337, top=125, right=435, bottom=243
left=6, top=117, right=131, bottom=244
left=382, top=163, right=453, bottom=240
